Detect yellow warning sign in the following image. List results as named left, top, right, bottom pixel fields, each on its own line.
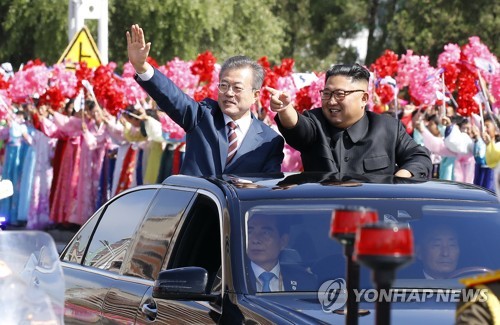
left=58, top=26, right=102, bottom=69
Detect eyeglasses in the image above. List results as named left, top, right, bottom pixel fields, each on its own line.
left=217, top=83, right=247, bottom=95
left=320, top=89, right=365, bottom=101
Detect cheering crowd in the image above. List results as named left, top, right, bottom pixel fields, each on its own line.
left=0, top=29, right=498, bottom=231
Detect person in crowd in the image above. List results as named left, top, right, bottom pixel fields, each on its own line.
left=246, top=214, right=317, bottom=292
left=416, top=224, right=460, bottom=279
left=267, top=63, right=431, bottom=178
left=469, top=114, right=498, bottom=190
left=482, top=115, right=500, bottom=169
left=442, top=116, right=476, bottom=183
left=17, top=105, right=54, bottom=229
left=0, top=109, right=32, bottom=225
left=415, top=113, right=456, bottom=180
left=37, top=100, right=120, bottom=226
left=34, top=102, right=81, bottom=227
left=126, top=24, right=284, bottom=176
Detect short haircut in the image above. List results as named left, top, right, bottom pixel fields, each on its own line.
left=417, top=223, right=459, bottom=246
left=220, top=55, right=265, bottom=90
left=325, top=63, right=370, bottom=85
left=248, top=213, right=290, bottom=236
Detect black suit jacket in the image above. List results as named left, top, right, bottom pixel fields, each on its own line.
left=248, top=263, right=318, bottom=293
left=135, top=68, right=284, bottom=176
left=276, top=109, right=432, bottom=178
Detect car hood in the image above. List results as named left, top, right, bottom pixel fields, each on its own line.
left=243, top=294, right=456, bottom=324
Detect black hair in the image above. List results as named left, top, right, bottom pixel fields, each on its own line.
left=145, top=108, right=159, bottom=121
left=249, top=214, right=290, bottom=236
left=85, top=100, right=96, bottom=111
left=484, top=114, right=500, bottom=128
left=456, top=117, right=470, bottom=128
left=64, top=99, right=75, bottom=116
left=124, top=105, right=139, bottom=116
left=484, top=114, right=500, bottom=142
left=15, top=109, right=29, bottom=121
left=325, top=63, right=370, bottom=84
left=426, top=114, right=440, bottom=125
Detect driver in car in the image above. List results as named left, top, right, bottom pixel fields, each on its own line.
left=246, top=214, right=317, bottom=292
left=416, top=224, right=460, bottom=279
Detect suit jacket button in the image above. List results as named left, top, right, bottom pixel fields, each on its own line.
left=344, top=157, right=349, bottom=162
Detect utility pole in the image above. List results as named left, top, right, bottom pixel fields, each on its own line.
left=68, top=0, right=109, bottom=64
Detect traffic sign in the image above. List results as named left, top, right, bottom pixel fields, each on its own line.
left=58, top=26, right=102, bottom=69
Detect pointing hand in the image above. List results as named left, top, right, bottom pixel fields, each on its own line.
left=266, top=86, right=292, bottom=113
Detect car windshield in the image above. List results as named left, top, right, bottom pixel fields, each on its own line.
left=243, top=200, right=500, bottom=293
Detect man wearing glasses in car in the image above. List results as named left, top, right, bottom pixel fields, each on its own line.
left=267, top=63, right=431, bottom=178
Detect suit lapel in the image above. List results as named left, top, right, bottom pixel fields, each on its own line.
left=281, top=266, right=299, bottom=291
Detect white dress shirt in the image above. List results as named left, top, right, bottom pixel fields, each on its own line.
left=251, top=261, right=282, bottom=292
left=223, top=114, right=251, bottom=151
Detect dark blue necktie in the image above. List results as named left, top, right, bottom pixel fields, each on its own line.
left=259, top=272, right=275, bottom=292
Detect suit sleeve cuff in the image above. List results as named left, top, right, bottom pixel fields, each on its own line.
left=136, top=65, right=154, bottom=81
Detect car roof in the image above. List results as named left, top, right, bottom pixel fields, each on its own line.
left=162, top=172, right=498, bottom=203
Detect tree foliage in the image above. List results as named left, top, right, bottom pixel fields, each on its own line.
left=0, top=0, right=497, bottom=72
left=384, top=0, right=499, bottom=65
left=0, top=0, right=68, bottom=68
left=105, top=0, right=287, bottom=68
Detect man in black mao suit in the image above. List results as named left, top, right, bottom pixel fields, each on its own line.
left=246, top=214, right=317, bottom=293
left=267, top=63, right=431, bottom=178
left=127, top=24, right=284, bottom=176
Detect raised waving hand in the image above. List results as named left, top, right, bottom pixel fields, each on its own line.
left=126, top=24, right=151, bottom=74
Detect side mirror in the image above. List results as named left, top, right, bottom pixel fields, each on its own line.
left=153, top=267, right=218, bottom=302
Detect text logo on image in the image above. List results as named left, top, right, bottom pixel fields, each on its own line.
left=317, top=278, right=347, bottom=312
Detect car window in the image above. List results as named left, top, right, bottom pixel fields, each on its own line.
left=168, top=194, right=221, bottom=292
left=61, top=208, right=101, bottom=264
left=82, top=189, right=157, bottom=273
left=122, top=188, right=195, bottom=280
left=243, top=201, right=500, bottom=293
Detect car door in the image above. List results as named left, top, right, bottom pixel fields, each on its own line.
left=135, top=191, right=224, bottom=324
left=61, top=187, right=158, bottom=324
left=100, top=187, right=196, bottom=324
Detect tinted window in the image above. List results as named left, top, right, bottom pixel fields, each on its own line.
left=169, top=194, right=221, bottom=290
left=243, top=201, right=500, bottom=293
left=61, top=208, right=101, bottom=264
left=83, top=189, right=157, bottom=273
left=123, top=188, right=195, bottom=280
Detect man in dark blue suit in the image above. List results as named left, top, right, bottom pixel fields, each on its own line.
left=127, top=24, right=284, bottom=176
left=246, top=214, right=317, bottom=292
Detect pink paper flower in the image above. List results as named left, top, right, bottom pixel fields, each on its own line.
left=158, top=112, right=186, bottom=140
left=461, top=36, right=499, bottom=84
left=281, top=144, right=303, bottom=172
left=163, top=58, right=199, bottom=98
left=9, top=63, right=50, bottom=103
left=49, top=63, right=78, bottom=98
